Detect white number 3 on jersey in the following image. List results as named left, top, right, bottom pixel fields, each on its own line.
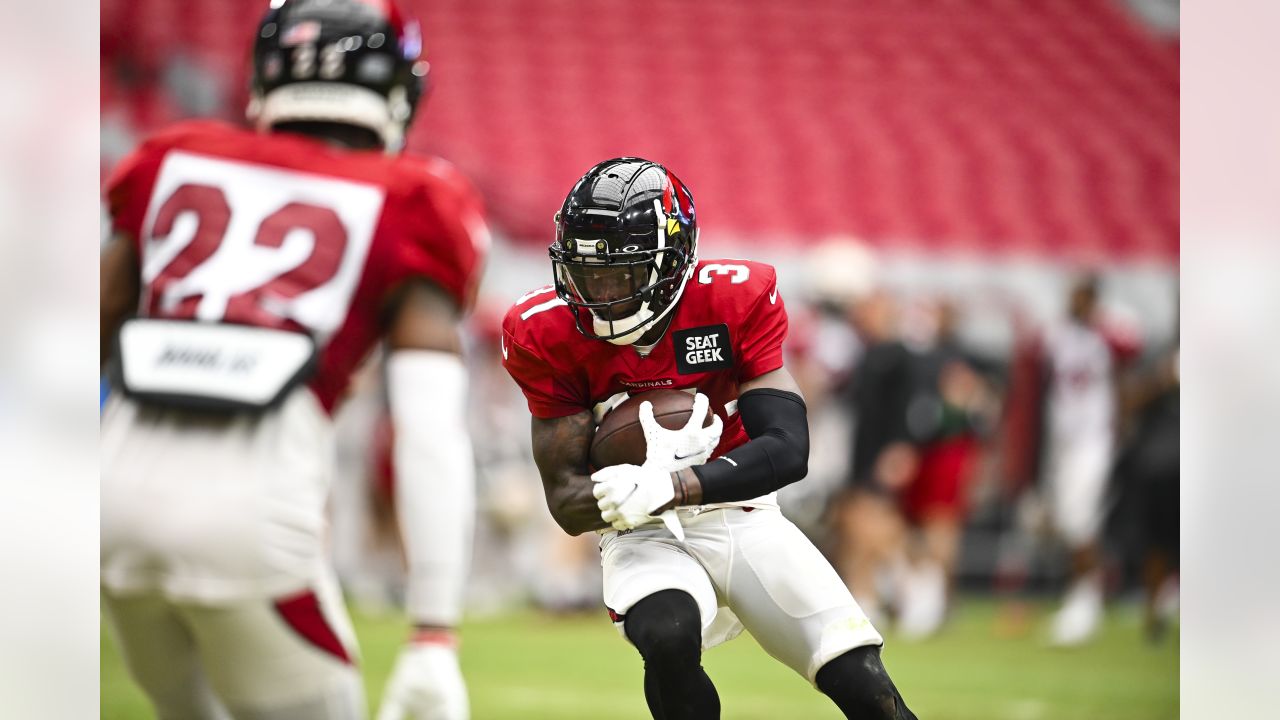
left=697, top=263, right=750, bottom=285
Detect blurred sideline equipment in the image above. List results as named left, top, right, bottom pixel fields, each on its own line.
left=501, top=158, right=916, bottom=718
left=100, top=1, right=487, bottom=718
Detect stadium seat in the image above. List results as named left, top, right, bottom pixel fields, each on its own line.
left=101, top=0, right=1178, bottom=262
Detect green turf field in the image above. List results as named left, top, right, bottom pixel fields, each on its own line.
left=102, top=598, right=1177, bottom=719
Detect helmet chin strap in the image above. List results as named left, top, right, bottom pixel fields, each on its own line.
left=594, top=303, right=658, bottom=346
left=593, top=263, right=694, bottom=346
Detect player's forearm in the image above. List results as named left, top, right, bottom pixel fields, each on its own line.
left=388, top=350, right=475, bottom=627
left=687, top=388, right=809, bottom=504
left=395, top=447, right=475, bottom=626
left=531, top=411, right=609, bottom=535
left=686, top=431, right=809, bottom=504
left=545, top=476, right=612, bottom=536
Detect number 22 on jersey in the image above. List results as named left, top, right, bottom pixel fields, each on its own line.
left=139, top=151, right=384, bottom=342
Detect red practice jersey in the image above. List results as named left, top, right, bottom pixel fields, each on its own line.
left=105, top=120, right=489, bottom=412
left=501, top=259, right=788, bottom=460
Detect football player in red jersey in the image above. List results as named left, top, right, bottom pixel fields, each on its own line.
left=501, top=158, right=916, bottom=719
left=100, top=2, right=485, bottom=718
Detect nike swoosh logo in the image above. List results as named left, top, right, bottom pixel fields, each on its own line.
left=769, top=288, right=778, bottom=305
left=501, top=335, right=509, bottom=361
left=674, top=451, right=699, bottom=460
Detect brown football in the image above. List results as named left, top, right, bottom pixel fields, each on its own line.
left=589, top=389, right=712, bottom=469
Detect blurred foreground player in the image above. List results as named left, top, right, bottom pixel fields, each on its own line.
left=502, top=159, right=915, bottom=719
left=100, top=2, right=487, bottom=718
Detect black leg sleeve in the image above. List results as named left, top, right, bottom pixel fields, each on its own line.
left=815, top=646, right=917, bottom=720
left=625, top=590, right=721, bottom=720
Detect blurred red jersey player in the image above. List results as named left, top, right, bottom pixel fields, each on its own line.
left=100, top=2, right=487, bottom=718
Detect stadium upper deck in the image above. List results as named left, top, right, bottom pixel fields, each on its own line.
left=102, top=0, right=1178, bottom=263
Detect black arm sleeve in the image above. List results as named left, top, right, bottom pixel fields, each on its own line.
left=692, top=388, right=809, bottom=504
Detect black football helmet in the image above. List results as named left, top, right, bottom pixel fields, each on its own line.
left=550, top=158, right=699, bottom=345
left=248, top=0, right=428, bottom=151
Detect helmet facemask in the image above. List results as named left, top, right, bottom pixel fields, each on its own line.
left=550, top=159, right=699, bottom=345
left=552, top=240, right=694, bottom=345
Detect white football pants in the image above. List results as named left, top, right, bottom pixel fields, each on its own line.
left=601, top=505, right=884, bottom=684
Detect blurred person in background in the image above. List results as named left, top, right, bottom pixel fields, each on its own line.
left=990, top=305, right=1045, bottom=636
left=1109, top=342, right=1179, bottom=642
left=777, top=241, right=880, bottom=540
left=831, top=289, right=916, bottom=626
left=894, top=300, right=995, bottom=639
left=1031, top=274, right=1137, bottom=646
left=99, top=1, right=488, bottom=718
left=503, top=158, right=916, bottom=719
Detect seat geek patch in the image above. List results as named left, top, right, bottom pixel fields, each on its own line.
left=673, top=324, right=733, bottom=374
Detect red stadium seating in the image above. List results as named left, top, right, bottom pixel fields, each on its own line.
left=101, top=0, right=1178, bottom=262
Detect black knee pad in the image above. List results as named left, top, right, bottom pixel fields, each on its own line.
left=623, top=590, right=703, bottom=669
left=816, top=646, right=915, bottom=720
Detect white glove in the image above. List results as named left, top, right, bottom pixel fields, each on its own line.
left=590, top=394, right=722, bottom=540
left=639, top=393, right=724, bottom=472
left=377, top=643, right=469, bottom=720
left=592, top=463, right=677, bottom=534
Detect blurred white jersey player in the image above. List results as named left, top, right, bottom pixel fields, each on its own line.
left=100, top=2, right=487, bottom=718
left=1040, top=275, right=1134, bottom=646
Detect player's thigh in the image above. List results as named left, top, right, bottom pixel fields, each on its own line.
left=177, top=568, right=364, bottom=720
left=723, top=510, right=884, bottom=683
left=1049, top=440, right=1112, bottom=546
left=601, top=530, right=719, bottom=641
left=102, top=590, right=230, bottom=720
